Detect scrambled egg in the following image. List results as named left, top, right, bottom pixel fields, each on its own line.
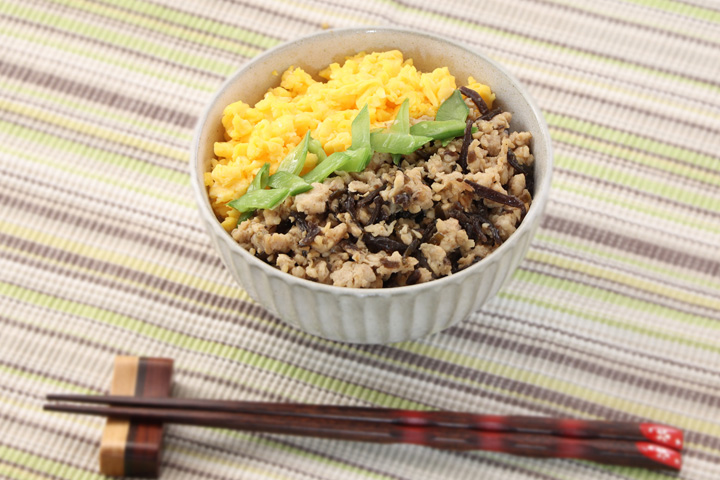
left=207, top=50, right=495, bottom=231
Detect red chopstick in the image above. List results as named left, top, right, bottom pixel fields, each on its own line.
left=44, top=395, right=682, bottom=470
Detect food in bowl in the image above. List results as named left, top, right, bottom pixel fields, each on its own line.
left=206, top=50, right=534, bottom=288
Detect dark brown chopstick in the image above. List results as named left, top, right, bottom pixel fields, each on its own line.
left=46, top=394, right=684, bottom=450
left=44, top=395, right=683, bottom=470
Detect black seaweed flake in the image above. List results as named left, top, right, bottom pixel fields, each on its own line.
left=405, top=269, right=422, bottom=285
left=506, top=149, right=534, bottom=194
left=460, top=86, right=489, bottom=115
left=275, top=218, right=293, bottom=235
left=356, top=185, right=385, bottom=207
left=448, top=208, right=488, bottom=244
left=363, top=233, right=407, bottom=253
left=294, top=213, right=322, bottom=247
left=464, top=180, right=527, bottom=218
left=403, top=221, right=437, bottom=258
left=480, top=108, right=503, bottom=121
left=457, top=118, right=474, bottom=173
left=394, top=192, right=411, bottom=209
left=366, top=195, right=384, bottom=225
left=343, top=193, right=360, bottom=224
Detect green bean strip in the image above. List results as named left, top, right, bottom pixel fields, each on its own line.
left=435, top=89, right=469, bottom=122
left=228, top=188, right=291, bottom=212
left=308, top=136, right=327, bottom=163
left=230, top=163, right=271, bottom=224
left=277, top=132, right=310, bottom=176
left=370, top=132, right=432, bottom=155
left=303, top=151, right=350, bottom=184
left=370, top=98, right=431, bottom=155
left=409, top=119, right=466, bottom=140
left=267, top=171, right=313, bottom=195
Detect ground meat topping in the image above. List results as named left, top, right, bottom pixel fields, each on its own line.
left=232, top=107, right=533, bottom=288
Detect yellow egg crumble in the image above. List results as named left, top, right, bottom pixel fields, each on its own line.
left=207, top=50, right=495, bottom=231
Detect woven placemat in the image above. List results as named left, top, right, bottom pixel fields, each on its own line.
left=0, top=0, right=719, bottom=479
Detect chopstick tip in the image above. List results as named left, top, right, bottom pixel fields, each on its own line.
left=640, top=423, right=684, bottom=451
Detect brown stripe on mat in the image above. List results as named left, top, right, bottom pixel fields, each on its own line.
left=0, top=167, right=204, bottom=233
left=0, top=108, right=190, bottom=173
left=520, top=260, right=720, bottom=322
left=523, top=77, right=720, bottom=139
left=541, top=215, right=720, bottom=276
left=553, top=153, right=720, bottom=211
left=0, top=192, right=219, bottom=266
left=0, top=58, right=197, bottom=127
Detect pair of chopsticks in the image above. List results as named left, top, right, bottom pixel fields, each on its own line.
left=45, top=395, right=682, bottom=470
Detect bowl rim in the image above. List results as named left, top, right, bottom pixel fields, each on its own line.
left=190, top=26, right=553, bottom=297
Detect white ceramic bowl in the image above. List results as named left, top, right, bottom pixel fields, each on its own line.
left=191, top=27, right=552, bottom=344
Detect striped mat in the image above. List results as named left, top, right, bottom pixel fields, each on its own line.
left=1, top=0, right=719, bottom=479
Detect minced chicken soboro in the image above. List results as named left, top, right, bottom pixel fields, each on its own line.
left=210, top=52, right=534, bottom=288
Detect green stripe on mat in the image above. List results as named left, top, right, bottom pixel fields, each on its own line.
left=0, top=145, right=194, bottom=208
left=0, top=21, right=217, bottom=92
left=52, top=0, right=278, bottom=52
left=554, top=154, right=720, bottom=211
left=526, top=250, right=720, bottom=311
left=513, top=269, right=719, bottom=331
left=0, top=97, right=189, bottom=163
left=552, top=180, right=720, bottom=235
left=622, top=0, right=720, bottom=24
left=0, top=119, right=188, bottom=186
left=0, top=0, right=241, bottom=74
left=534, top=233, right=720, bottom=292
left=547, top=112, right=720, bottom=173
left=0, top=78, right=194, bottom=141
left=499, top=289, right=720, bottom=354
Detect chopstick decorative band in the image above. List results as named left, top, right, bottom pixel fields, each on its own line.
left=45, top=395, right=682, bottom=471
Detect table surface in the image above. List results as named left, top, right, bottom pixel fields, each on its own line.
left=1, top=1, right=719, bottom=479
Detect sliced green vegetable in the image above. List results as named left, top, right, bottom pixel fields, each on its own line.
left=277, top=132, right=309, bottom=176
left=370, top=132, right=432, bottom=155
left=237, top=210, right=254, bottom=223
left=410, top=119, right=466, bottom=140
left=308, top=136, right=327, bottom=163
left=370, top=98, right=431, bottom=155
left=340, top=146, right=373, bottom=173
left=350, top=104, right=371, bottom=150
left=392, top=153, right=403, bottom=166
left=230, top=163, right=270, bottom=226
left=228, top=188, right=290, bottom=212
left=435, top=89, right=468, bottom=122
left=389, top=99, right=410, bottom=134
left=250, top=163, right=270, bottom=191
left=268, top=171, right=313, bottom=195
left=302, top=151, right=349, bottom=185
left=303, top=104, right=371, bottom=182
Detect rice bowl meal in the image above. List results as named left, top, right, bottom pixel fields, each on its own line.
left=206, top=50, right=534, bottom=289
